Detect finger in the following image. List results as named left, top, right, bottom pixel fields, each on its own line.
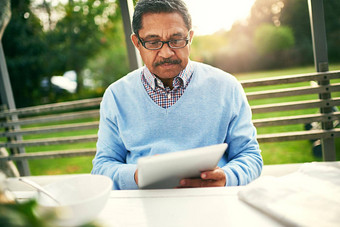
left=179, top=178, right=224, bottom=188
left=201, top=168, right=226, bottom=181
left=179, top=178, right=202, bottom=188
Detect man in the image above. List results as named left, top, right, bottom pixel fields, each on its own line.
left=91, top=0, right=263, bottom=190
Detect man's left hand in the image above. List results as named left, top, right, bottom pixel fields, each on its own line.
left=178, top=167, right=226, bottom=188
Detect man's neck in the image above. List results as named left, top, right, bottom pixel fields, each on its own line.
left=156, top=77, right=174, bottom=89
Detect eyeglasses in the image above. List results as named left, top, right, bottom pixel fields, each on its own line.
left=137, top=32, right=191, bottom=50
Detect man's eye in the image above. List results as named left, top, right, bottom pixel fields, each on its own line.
left=170, top=39, right=186, bottom=46
left=147, top=41, right=160, bottom=45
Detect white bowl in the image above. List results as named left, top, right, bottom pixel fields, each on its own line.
left=36, top=174, right=112, bottom=226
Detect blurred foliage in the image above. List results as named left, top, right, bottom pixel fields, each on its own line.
left=0, top=199, right=101, bottom=227
left=43, top=0, right=119, bottom=93
left=2, top=0, right=47, bottom=107
left=191, top=0, right=340, bottom=73
left=2, top=0, right=129, bottom=107
left=85, top=4, right=129, bottom=90
left=0, top=200, right=48, bottom=227
left=190, top=32, right=228, bottom=63
left=254, top=24, right=294, bottom=55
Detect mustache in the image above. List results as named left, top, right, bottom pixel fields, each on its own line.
left=154, top=58, right=182, bottom=67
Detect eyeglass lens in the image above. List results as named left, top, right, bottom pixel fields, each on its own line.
left=144, top=39, right=188, bottom=50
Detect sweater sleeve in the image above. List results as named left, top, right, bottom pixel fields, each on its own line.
left=222, top=81, right=263, bottom=186
left=91, top=87, right=138, bottom=190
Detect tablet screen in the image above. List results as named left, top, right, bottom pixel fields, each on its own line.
left=137, top=143, right=228, bottom=189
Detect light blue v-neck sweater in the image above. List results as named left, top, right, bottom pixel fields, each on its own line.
left=92, top=61, right=262, bottom=190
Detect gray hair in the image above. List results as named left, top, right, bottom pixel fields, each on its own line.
left=132, top=0, right=192, bottom=36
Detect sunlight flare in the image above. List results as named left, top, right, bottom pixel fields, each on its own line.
left=184, top=0, right=256, bottom=35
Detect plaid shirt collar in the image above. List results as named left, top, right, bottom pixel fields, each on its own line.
left=143, top=60, right=194, bottom=90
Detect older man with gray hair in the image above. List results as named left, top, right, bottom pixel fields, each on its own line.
left=92, top=0, right=263, bottom=190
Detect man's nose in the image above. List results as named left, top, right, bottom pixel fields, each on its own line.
left=158, top=43, right=175, bottom=58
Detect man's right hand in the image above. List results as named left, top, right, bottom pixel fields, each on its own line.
left=134, top=169, right=138, bottom=185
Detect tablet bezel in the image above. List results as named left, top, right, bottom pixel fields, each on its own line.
left=137, top=143, right=228, bottom=189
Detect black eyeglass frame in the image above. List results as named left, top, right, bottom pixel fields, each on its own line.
left=136, top=31, right=191, bottom=50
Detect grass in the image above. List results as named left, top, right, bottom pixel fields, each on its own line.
left=10, top=63, right=340, bottom=175
left=29, top=156, right=94, bottom=175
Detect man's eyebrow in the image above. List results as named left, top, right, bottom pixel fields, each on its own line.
left=142, top=32, right=186, bottom=40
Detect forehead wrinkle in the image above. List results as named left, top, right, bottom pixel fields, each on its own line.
left=171, top=32, right=185, bottom=38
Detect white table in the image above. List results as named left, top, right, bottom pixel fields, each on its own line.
left=96, top=187, right=283, bottom=227
left=7, top=162, right=339, bottom=227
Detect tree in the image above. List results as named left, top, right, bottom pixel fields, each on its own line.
left=84, top=1, right=130, bottom=90
left=281, top=0, right=340, bottom=64
left=2, top=0, right=47, bottom=107
left=254, top=24, right=294, bottom=55
left=3, top=0, right=128, bottom=107
left=323, top=0, right=340, bottom=62
left=43, top=0, right=117, bottom=94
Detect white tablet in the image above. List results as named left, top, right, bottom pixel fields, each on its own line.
left=137, top=143, right=228, bottom=189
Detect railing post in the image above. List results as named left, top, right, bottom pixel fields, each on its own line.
left=0, top=42, right=31, bottom=175
left=308, top=0, right=336, bottom=161
left=119, top=0, right=143, bottom=71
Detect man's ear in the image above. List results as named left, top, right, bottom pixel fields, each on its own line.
left=131, top=34, right=140, bottom=48
left=189, top=30, right=194, bottom=44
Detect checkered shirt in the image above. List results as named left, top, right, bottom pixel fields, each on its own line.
left=141, top=61, right=194, bottom=109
